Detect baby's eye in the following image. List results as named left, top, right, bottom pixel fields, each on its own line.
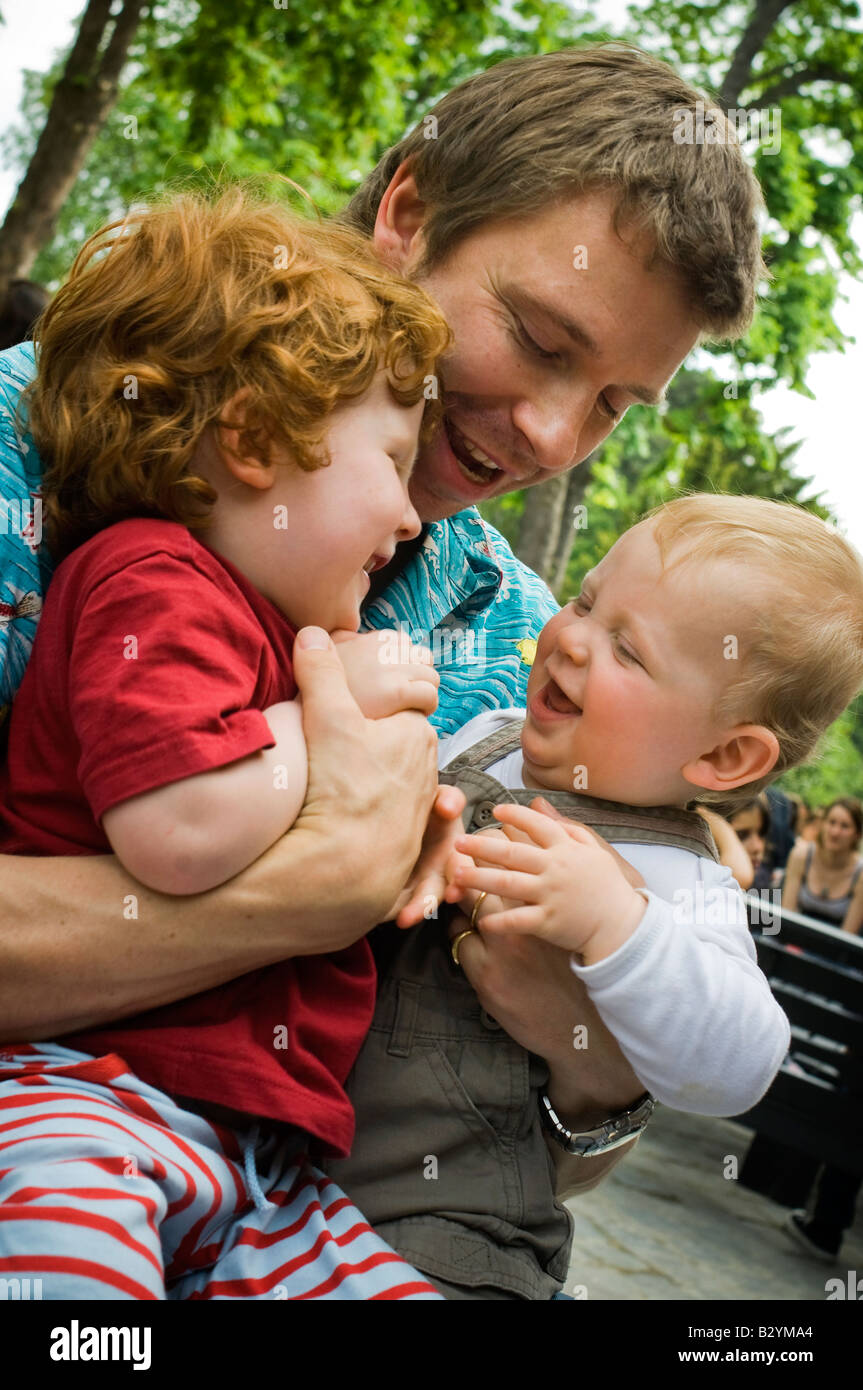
left=615, top=637, right=641, bottom=666
left=569, top=593, right=590, bottom=611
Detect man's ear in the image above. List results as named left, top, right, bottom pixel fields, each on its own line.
left=681, top=724, right=780, bottom=794
left=373, top=159, right=427, bottom=272
left=215, top=388, right=276, bottom=492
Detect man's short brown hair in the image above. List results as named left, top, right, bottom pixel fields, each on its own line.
left=340, top=43, right=766, bottom=340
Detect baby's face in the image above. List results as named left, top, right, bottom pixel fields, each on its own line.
left=523, top=519, right=749, bottom=805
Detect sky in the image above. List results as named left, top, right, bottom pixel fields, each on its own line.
left=1, top=0, right=861, bottom=548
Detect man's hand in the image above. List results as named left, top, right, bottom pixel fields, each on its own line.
left=290, top=626, right=441, bottom=940
left=331, top=628, right=439, bottom=719
left=386, top=784, right=468, bottom=928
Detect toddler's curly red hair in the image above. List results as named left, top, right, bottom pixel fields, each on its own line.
left=27, top=184, right=452, bottom=558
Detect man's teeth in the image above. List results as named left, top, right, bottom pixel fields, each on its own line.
left=461, top=438, right=500, bottom=469
left=449, top=421, right=502, bottom=477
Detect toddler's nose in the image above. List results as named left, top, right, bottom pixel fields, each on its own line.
left=397, top=497, right=422, bottom=543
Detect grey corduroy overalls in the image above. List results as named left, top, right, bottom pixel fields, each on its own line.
left=326, top=719, right=719, bottom=1300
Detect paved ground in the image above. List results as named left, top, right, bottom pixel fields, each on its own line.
left=563, top=1105, right=863, bottom=1301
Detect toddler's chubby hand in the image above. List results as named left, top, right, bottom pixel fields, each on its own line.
left=452, top=802, right=648, bottom=965
left=331, top=628, right=440, bottom=720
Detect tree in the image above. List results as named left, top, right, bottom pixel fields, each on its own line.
left=0, top=0, right=593, bottom=286
left=0, top=0, right=148, bottom=294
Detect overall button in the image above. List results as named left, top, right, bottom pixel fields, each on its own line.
left=480, top=1010, right=502, bottom=1031
left=474, top=801, right=498, bottom=825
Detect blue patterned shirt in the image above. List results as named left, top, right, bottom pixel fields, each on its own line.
left=360, top=511, right=558, bottom=736
left=0, top=342, right=52, bottom=711
left=0, top=342, right=557, bottom=733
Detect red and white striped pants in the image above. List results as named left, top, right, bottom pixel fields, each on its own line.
left=0, top=1043, right=443, bottom=1300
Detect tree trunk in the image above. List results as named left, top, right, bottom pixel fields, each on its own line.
left=516, top=461, right=594, bottom=588
left=718, top=0, right=794, bottom=108
left=549, top=461, right=593, bottom=596
left=515, top=474, right=570, bottom=581
left=0, top=0, right=147, bottom=291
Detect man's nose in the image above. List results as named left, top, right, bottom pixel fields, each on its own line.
left=511, top=382, right=600, bottom=476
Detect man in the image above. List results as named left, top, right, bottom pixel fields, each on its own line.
left=0, top=43, right=764, bottom=1297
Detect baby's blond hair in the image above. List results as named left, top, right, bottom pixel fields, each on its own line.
left=644, top=493, right=863, bottom=807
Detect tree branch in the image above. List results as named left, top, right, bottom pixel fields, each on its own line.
left=756, top=63, right=859, bottom=105
left=718, top=0, right=796, bottom=109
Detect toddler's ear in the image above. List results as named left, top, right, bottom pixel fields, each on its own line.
left=681, top=724, right=780, bottom=794
left=215, top=388, right=276, bottom=490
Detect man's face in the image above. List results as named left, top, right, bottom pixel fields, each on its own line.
left=376, top=186, right=702, bottom=522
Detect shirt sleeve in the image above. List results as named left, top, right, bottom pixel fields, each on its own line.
left=69, top=549, right=278, bottom=821
left=569, top=857, right=791, bottom=1116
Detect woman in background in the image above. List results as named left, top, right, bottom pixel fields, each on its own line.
left=782, top=797, right=863, bottom=934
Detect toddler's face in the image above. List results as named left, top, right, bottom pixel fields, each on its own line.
left=256, top=372, right=424, bottom=631
left=523, top=519, right=749, bottom=806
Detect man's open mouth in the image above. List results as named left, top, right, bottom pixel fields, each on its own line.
left=444, top=416, right=505, bottom=486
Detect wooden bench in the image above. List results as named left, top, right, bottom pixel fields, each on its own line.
left=732, top=894, right=863, bottom=1175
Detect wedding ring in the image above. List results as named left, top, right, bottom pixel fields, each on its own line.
left=470, top=891, right=488, bottom=930
left=450, top=929, right=476, bottom=968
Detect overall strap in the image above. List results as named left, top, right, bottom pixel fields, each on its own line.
left=440, top=718, right=719, bottom=861
left=443, top=718, right=525, bottom=774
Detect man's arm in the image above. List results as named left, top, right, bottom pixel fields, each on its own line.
left=0, top=628, right=440, bottom=1039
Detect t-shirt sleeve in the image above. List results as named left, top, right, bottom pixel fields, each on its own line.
left=69, top=549, right=278, bottom=821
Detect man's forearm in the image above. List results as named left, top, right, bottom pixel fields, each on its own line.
left=0, top=826, right=387, bottom=1040
left=544, top=977, right=645, bottom=1131
left=544, top=1039, right=645, bottom=1200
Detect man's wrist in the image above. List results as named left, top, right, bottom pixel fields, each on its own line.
left=546, top=1074, right=648, bottom=1132
left=540, top=1088, right=654, bottom=1155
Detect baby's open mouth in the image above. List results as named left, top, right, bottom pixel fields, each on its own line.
left=540, top=677, right=582, bottom=717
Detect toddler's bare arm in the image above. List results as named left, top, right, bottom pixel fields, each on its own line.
left=103, top=699, right=308, bottom=895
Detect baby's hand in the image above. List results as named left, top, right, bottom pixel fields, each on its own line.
left=452, top=802, right=648, bottom=965
left=332, top=628, right=439, bottom=719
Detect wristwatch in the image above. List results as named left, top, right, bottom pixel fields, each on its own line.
left=539, top=1089, right=655, bottom=1157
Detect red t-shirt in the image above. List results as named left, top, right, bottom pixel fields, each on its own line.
left=0, top=519, right=374, bottom=1155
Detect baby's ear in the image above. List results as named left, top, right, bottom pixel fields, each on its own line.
left=681, top=724, right=780, bottom=794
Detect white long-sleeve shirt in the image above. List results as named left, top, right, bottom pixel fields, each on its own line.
left=439, top=708, right=790, bottom=1117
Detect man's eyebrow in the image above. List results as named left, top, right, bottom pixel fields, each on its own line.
left=506, top=288, right=666, bottom=406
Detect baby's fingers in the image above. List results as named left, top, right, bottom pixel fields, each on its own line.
left=452, top=859, right=540, bottom=903
left=454, top=832, right=545, bottom=875
left=478, top=903, right=546, bottom=935
left=493, top=802, right=576, bottom=848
